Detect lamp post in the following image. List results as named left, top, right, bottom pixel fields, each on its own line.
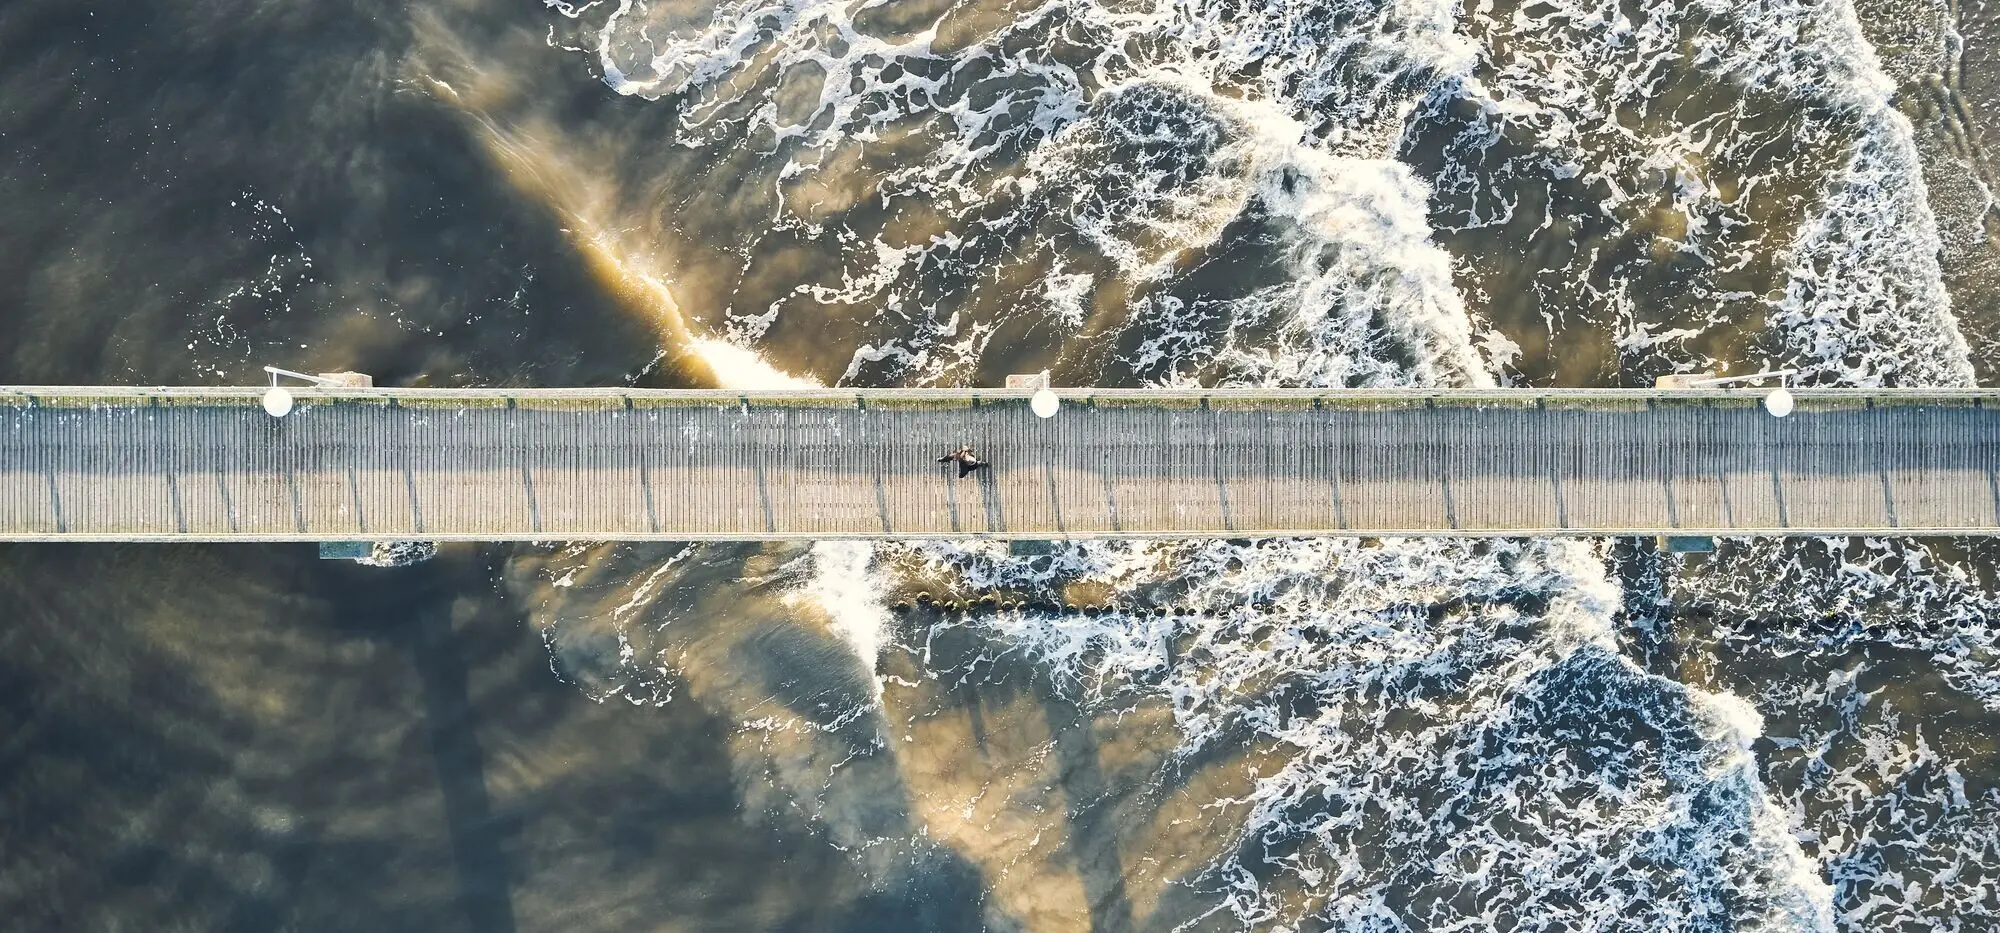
left=1666, top=368, right=1799, bottom=418
left=1680, top=369, right=1798, bottom=389
left=260, top=366, right=363, bottom=418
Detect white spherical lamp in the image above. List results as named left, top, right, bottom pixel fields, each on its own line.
left=1763, top=387, right=1794, bottom=418
left=1030, top=388, right=1060, bottom=419
left=262, top=386, right=295, bottom=418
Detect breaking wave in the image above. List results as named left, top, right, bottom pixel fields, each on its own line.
left=511, top=0, right=1998, bottom=928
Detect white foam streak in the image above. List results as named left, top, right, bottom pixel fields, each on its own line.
left=543, top=0, right=1990, bottom=925
left=689, top=336, right=818, bottom=389
left=916, top=532, right=1840, bottom=927
left=559, top=0, right=1493, bottom=386
left=791, top=541, right=893, bottom=701
left=1215, top=92, right=1494, bottom=387
left=1718, top=0, right=1973, bottom=387
left=1691, top=689, right=1840, bottom=932
left=1772, top=113, right=1976, bottom=387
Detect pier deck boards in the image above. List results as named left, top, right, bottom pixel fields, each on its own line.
left=1, top=387, right=1994, bottom=540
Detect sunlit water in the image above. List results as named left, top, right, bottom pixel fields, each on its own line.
left=2, top=0, right=1999, bottom=930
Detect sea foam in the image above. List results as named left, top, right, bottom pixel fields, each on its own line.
left=531, top=0, right=1995, bottom=926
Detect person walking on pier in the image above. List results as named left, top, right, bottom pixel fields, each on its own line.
left=938, top=444, right=988, bottom=478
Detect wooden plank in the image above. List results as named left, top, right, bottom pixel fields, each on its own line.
left=1883, top=406, right=1981, bottom=530
left=1563, top=409, right=1676, bottom=532
left=0, top=407, right=57, bottom=533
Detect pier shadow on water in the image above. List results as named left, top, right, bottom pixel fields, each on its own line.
left=410, top=598, right=517, bottom=933
left=0, top=541, right=972, bottom=931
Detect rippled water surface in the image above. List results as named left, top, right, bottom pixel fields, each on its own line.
left=3, top=0, right=2000, bottom=930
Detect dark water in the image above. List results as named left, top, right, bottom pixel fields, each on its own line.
left=4, top=0, right=2000, bottom=931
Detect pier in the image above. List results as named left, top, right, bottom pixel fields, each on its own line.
left=0, top=387, right=1994, bottom=540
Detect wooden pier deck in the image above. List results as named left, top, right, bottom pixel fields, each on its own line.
left=0, top=387, right=1995, bottom=540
